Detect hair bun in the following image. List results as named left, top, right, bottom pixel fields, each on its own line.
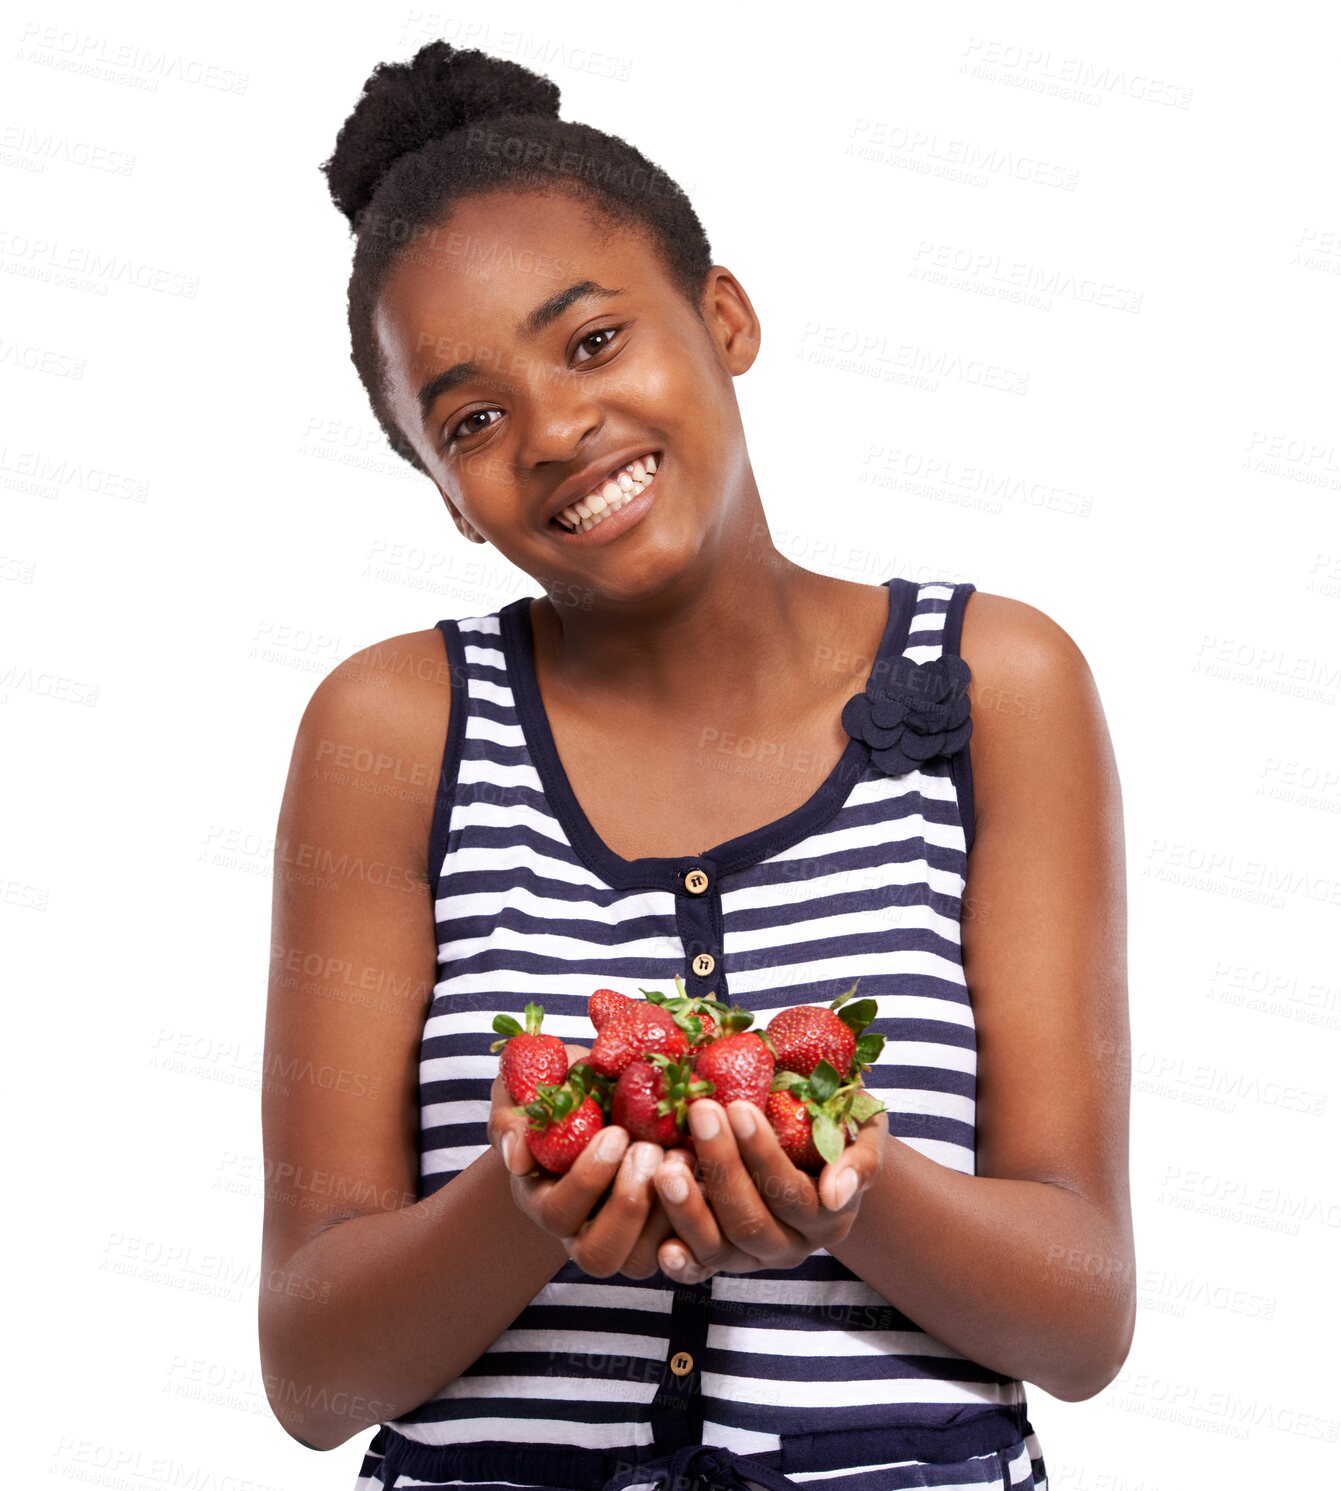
left=322, top=41, right=561, bottom=229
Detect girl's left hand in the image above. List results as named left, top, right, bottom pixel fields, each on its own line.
left=652, top=1098, right=888, bottom=1282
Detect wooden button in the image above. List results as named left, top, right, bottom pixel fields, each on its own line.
left=692, top=952, right=716, bottom=977
left=670, top=1350, right=694, bottom=1376
left=683, top=869, right=709, bottom=895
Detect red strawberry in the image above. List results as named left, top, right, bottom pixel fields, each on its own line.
left=528, top=1095, right=605, bottom=1175
left=489, top=1002, right=568, bottom=1104
left=611, top=1056, right=708, bottom=1147
left=641, top=974, right=757, bottom=1046
left=691, top=1032, right=774, bottom=1110
left=681, top=1006, right=719, bottom=1043
left=765, top=1089, right=823, bottom=1170
left=588, top=1002, right=688, bottom=1078
left=589, top=988, right=635, bottom=1031
left=766, top=979, right=881, bottom=1080
left=517, top=1073, right=606, bottom=1175
left=765, top=1058, right=889, bottom=1174
left=567, top=1055, right=616, bottom=1115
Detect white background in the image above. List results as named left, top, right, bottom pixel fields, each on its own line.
left=4, top=1, right=1339, bottom=1486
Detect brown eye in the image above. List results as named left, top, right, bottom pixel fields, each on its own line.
left=573, top=327, right=623, bottom=364
left=447, top=408, right=502, bottom=446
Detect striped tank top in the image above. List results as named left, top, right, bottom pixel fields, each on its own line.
left=356, top=576, right=1049, bottom=1491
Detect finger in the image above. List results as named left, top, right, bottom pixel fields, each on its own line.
left=820, top=1106, right=889, bottom=1212
left=685, top=1100, right=792, bottom=1262
left=723, top=1098, right=820, bottom=1227
left=657, top=1231, right=757, bottom=1284
left=622, top=1192, right=678, bottom=1279
left=653, top=1145, right=729, bottom=1273
left=518, top=1123, right=629, bottom=1236
left=653, top=1152, right=757, bottom=1281
left=490, top=1074, right=539, bottom=1177
left=565, top=1141, right=664, bottom=1277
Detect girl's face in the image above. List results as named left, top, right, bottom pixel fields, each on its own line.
left=373, top=188, right=759, bottom=601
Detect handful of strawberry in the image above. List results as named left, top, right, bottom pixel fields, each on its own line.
left=491, top=977, right=887, bottom=1176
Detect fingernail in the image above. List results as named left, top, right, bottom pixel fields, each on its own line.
left=832, top=1169, right=859, bottom=1209
left=599, top=1128, right=627, bottom=1162
left=664, top=1248, right=685, bottom=1271
left=661, top=1172, right=689, bottom=1204
left=689, top=1103, right=719, bottom=1141
left=728, top=1102, right=755, bottom=1140
left=634, top=1144, right=660, bottom=1178
left=502, top=1133, right=516, bottom=1171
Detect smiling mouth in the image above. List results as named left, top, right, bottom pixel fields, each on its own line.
left=550, top=451, right=661, bottom=534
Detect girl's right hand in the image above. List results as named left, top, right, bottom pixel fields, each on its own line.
left=488, top=1043, right=689, bottom=1280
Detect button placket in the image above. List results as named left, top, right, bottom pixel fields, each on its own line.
left=674, top=860, right=726, bottom=1004
left=648, top=1274, right=711, bottom=1453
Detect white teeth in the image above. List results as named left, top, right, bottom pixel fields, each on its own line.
left=554, top=452, right=660, bottom=533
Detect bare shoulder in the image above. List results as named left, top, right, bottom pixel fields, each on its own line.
left=292, top=625, right=456, bottom=882
left=959, top=588, right=1092, bottom=684
left=958, top=589, right=1116, bottom=825
left=315, top=624, right=455, bottom=708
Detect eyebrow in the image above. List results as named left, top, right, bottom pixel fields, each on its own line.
left=417, top=280, right=627, bottom=431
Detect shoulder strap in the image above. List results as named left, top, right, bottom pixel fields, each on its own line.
left=426, top=614, right=473, bottom=890
left=887, top=578, right=977, bottom=856
left=939, top=581, right=977, bottom=856
left=900, top=577, right=974, bottom=661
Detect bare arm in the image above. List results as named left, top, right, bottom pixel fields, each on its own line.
left=827, top=592, right=1136, bottom=1402
left=258, top=632, right=673, bottom=1452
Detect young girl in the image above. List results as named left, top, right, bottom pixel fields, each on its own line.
left=259, top=41, right=1133, bottom=1491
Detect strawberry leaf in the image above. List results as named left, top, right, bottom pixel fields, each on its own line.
left=853, top=1031, right=884, bottom=1066
left=847, top=1089, right=886, bottom=1123
left=837, top=998, right=878, bottom=1035
left=809, top=1060, right=841, bottom=1103
left=812, top=1111, right=845, bottom=1165
left=829, top=977, right=862, bottom=1010
left=491, top=1013, right=523, bottom=1039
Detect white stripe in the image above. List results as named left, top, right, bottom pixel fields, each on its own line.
left=532, top=1280, right=674, bottom=1311
left=477, top=1329, right=670, bottom=1360
left=702, top=1371, right=1018, bottom=1409
left=725, top=899, right=963, bottom=955
left=708, top=1326, right=977, bottom=1358
left=387, top=1416, right=658, bottom=1450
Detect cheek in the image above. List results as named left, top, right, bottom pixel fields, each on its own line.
left=628, top=336, right=699, bottom=415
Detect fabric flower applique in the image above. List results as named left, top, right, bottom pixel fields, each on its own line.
left=840, top=652, right=973, bottom=777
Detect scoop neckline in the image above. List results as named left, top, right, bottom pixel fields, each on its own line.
left=498, top=576, right=914, bottom=891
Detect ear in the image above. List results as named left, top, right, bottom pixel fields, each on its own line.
left=698, top=265, right=761, bottom=377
